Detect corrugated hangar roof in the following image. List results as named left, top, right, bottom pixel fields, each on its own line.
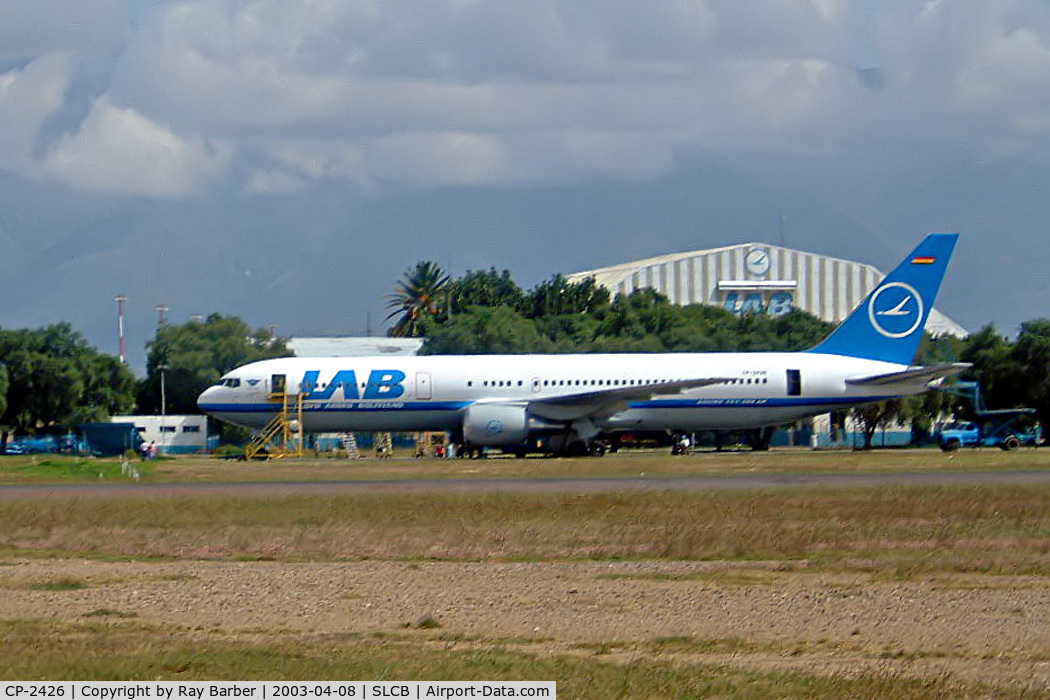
left=287, top=337, right=424, bottom=357
left=565, top=242, right=967, bottom=338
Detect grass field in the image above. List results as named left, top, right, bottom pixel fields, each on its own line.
left=0, top=618, right=1011, bottom=699
left=2, top=449, right=1049, bottom=696
left=3, top=618, right=1012, bottom=699
left=3, top=484, right=1050, bottom=571
left=0, top=445, right=1047, bottom=484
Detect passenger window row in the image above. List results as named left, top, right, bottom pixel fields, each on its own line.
left=466, top=378, right=668, bottom=388
left=464, top=377, right=769, bottom=388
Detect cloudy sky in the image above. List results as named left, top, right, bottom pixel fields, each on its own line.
left=1, top=1, right=1049, bottom=370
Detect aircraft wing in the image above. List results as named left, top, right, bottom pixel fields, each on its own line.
left=845, top=363, right=971, bottom=387
left=526, top=377, right=730, bottom=421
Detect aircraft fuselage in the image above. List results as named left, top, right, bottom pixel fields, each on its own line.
left=198, top=352, right=919, bottom=434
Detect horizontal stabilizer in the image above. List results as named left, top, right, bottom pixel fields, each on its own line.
left=845, top=363, right=970, bottom=387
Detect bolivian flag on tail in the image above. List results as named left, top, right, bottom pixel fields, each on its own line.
left=911, top=255, right=936, bottom=264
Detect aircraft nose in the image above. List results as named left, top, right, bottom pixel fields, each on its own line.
left=197, top=385, right=218, bottom=413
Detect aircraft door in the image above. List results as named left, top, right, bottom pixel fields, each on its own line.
left=416, top=372, right=432, bottom=400
left=271, top=374, right=287, bottom=398
left=786, top=369, right=801, bottom=396
left=531, top=377, right=542, bottom=394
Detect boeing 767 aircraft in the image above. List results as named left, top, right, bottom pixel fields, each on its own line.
left=198, top=233, right=965, bottom=455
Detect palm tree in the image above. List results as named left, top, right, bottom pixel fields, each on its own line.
left=385, top=261, right=451, bottom=337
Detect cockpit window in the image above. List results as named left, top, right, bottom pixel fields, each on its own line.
left=218, top=378, right=241, bottom=388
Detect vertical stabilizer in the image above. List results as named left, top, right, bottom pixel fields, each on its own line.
left=807, top=233, right=958, bottom=364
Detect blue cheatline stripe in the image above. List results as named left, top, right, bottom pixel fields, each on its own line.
left=634, top=396, right=896, bottom=409
left=198, top=401, right=473, bottom=414
left=202, top=396, right=894, bottom=415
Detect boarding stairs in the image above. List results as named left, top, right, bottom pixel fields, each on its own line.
left=342, top=432, right=361, bottom=459
left=244, top=388, right=305, bottom=460
left=375, top=432, right=393, bottom=458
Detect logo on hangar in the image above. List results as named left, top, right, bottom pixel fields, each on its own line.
left=868, top=282, right=924, bottom=339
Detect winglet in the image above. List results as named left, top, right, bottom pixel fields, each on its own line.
left=807, top=233, right=958, bottom=364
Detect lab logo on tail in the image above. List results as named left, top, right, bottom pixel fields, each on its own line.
left=868, top=282, right=924, bottom=339
left=807, top=233, right=957, bottom=364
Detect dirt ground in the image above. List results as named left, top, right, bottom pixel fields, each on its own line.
left=3, top=556, right=1050, bottom=692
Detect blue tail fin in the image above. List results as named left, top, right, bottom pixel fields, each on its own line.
left=807, top=233, right=958, bottom=364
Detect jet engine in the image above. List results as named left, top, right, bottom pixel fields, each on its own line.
left=462, top=404, right=530, bottom=446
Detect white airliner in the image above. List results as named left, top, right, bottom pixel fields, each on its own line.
left=198, top=234, right=966, bottom=455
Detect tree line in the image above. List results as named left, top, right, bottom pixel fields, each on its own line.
left=0, top=315, right=288, bottom=448
left=1, top=263, right=1047, bottom=449
left=386, top=263, right=836, bottom=354
left=0, top=324, right=138, bottom=451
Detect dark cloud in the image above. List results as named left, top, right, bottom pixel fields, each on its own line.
left=0, top=1, right=1049, bottom=368
left=0, top=0, right=125, bottom=61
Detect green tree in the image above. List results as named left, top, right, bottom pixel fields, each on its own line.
left=447, top=268, right=524, bottom=314
left=0, top=365, right=7, bottom=422
left=535, top=313, right=602, bottom=351
left=0, top=324, right=137, bottom=449
left=385, top=261, right=451, bottom=337
left=959, top=324, right=1015, bottom=407
left=918, top=332, right=966, bottom=366
left=850, top=399, right=902, bottom=449
left=76, top=354, right=139, bottom=423
left=423, top=307, right=553, bottom=354
left=730, top=311, right=780, bottom=352
left=947, top=323, right=1028, bottom=427
left=764, top=310, right=836, bottom=351
left=590, top=289, right=676, bottom=346
left=524, top=275, right=610, bottom=319
left=660, top=305, right=742, bottom=352
left=139, top=314, right=290, bottom=416
left=1007, top=320, right=1050, bottom=433
left=903, top=389, right=949, bottom=444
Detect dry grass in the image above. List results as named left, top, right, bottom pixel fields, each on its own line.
left=2, top=485, right=1050, bottom=575
left=0, top=618, right=1018, bottom=698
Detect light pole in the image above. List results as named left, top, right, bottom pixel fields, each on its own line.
left=158, top=364, right=169, bottom=416
left=114, top=295, right=128, bottom=363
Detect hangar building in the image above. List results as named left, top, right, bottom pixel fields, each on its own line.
left=564, top=242, right=966, bottom=337
left=287, top=337, right=424, bottom=357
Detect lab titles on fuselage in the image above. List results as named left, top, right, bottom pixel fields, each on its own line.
left=300, top=369, right=406, bottom=401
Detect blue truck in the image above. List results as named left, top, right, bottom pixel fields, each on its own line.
left=937, top=420, right=1041, bottom=451
left=937, top=381, right=1041, bottom=451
